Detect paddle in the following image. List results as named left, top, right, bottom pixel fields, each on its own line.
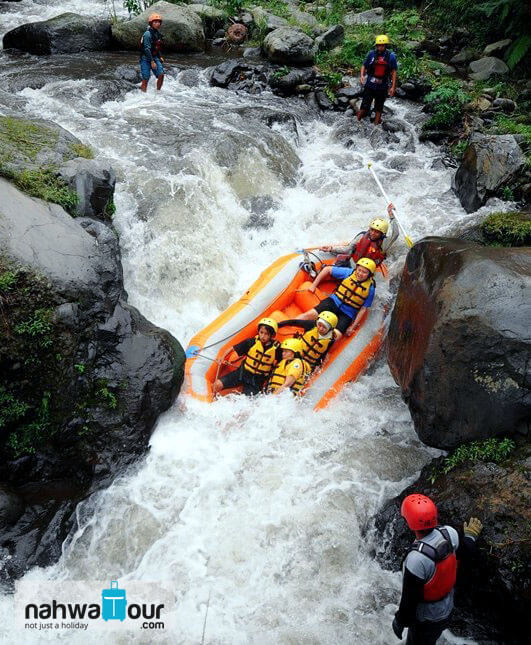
left=367, top=162, right=414, bottom=248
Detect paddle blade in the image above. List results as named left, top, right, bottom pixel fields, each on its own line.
left=405, top=235, right=414, bottom=248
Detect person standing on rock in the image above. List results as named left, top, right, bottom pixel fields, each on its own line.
left=140, top=13, right=164, bottom=93
left=357, top=34, right=397, bottom=125
left=393, top=494, right=483, bottom=644
left=320, top=203, right=398, bottom=267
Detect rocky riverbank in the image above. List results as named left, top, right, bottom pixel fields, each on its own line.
left=0, top=110, right=185, bottom=583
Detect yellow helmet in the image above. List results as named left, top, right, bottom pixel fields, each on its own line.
left=317, top=311, right=338, bottom=329
left=375, top=34, right=390, bottom=45
left=356, top=257, right=377, bottom=275
left=258, top=317, right=278, bottom=334
left=281, top=338, right=303, bottom=355
left=369, top=217, right=389, bottom=235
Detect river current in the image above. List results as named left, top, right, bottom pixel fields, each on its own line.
left=0, top=1, right=500, bottom=642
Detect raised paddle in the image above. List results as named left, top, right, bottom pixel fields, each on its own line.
left=367, top=162, right=414, bottom=248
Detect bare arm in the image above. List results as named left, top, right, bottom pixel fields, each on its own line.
left=360, top=64, right=367, bottom=85
left=273, top=375, right=296, bottom=394
left=345, top=308, right=365, bottom=337
left=389, top=69, right=397, bottom=96
left=382, top=207, right=399, bottom=253
left=308, top=265, right=333, bottom=293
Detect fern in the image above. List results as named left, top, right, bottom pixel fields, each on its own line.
left=505, top=35, right=531, bottom=69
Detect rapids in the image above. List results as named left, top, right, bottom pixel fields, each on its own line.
left=0, top=2, right=497, bottom=642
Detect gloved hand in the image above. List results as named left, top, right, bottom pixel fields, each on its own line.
left=464, top=517, right=483, bottom=539
left=392, top=616, right=404, bottom=640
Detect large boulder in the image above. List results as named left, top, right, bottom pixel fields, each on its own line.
left=387, top=238, right=530, bottom=450
left=112, top=1, right=204, bottom=52
left=373, top=442, right=531, bottom=644
left=468, top=56, right=509, bottom=81
left=263, top=27, right=315, bottom=65
left=2, top=13, right=112, bottom=55
left=0, top=177, right=185, bottom=581
left=483, top=38, right=511, bottom=56
left=453, top=133, right=526, bottom=212
left=344, top=8, right=384, bottom=26
left=315, top=24, right=344, bottom=52
left=250, top=7, right=288, bottom=34
left=0, top=115, right=115, bottom=220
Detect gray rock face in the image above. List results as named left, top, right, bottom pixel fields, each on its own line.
left=0, top=177, right=185, bottom=581
left=483, top=38, right=511, bottom=56
left=344, top=7, right=384, bottom=26
left=454, top=133, right=526, bottom=212
left=468, top=56, right=509, bottom=81
left=210, top=59, right=253, bottom=87
left=450, top=47, right=475, bottom=64
left=269, top=67, right=315, bottom=94
left=58, top=158, right=116, bottom=221
left=315, top=24, right=344, bottom=52
left=492, top=97, right=516, bottom=113
left=112, top=1, right=204, bottom=52
left=387, top=238, right=531, bottom=449
left=250, top=7, right=288, bottom=33
left=288, top=8, right=318, bottom=28
left=2, top=13, right=112, bottom=55
left=263, top=27, right=315, bottom=65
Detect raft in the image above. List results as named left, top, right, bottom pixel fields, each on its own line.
left=185, top=250, right=389, bottom=409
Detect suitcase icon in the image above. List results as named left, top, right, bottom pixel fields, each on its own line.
left=101, top=581, right=127, bottom=621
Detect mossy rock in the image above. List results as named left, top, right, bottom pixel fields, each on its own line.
left=480, top=211, right=531, bottom=247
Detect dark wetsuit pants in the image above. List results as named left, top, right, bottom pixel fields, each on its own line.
left=220, top=365, right=266, bottom=396
left=405, top=617, right=450, bottom=645
left=360, top=85, right=388, bottom=113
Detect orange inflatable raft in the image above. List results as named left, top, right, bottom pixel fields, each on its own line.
left=185, top=250, right=389, bottom=409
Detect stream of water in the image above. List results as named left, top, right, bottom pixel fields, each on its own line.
left=0, top=2, right=500, bottom=642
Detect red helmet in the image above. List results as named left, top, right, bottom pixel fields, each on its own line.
left=401, top=494, right=438, bottom=530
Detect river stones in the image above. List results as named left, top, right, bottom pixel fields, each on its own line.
left=3, top=13, right=112, bottom=55
left=111, top=1, right=205, bottom=53
left=315, top=24, right=344, bottom=52
left=387, top=237, right=531, bottom=450
left=58, top=158, right=116, bottom=221
left=468, top=56, right=509, bottom=81
left=453, top=133, right=526, bottom=212
left=344, top=8, right=384, bottom=26
left=263, top=27, right=315, bottom=65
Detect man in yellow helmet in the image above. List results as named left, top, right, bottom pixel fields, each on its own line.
left=267, top=338, right=311, bottom=395
left=213, top=318, right=281, bottom=396
left=277, top=311, right=339, bottom=370
left=320, top=202, right=398, bottom=267
left=298, top=258, right=377, bottom=339
left=357, top=34, right=397, bottom=125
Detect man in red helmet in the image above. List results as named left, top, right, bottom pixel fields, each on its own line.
left=393, top=493, right=483, bottom=644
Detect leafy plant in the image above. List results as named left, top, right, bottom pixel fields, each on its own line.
left=477, top=1, right=531, bottom=69
left=70, top=143, right=94, bottom=160
left=123, top=0, right=155, bottom=16
left=271, top=65, right=290, bottom=80
left=14, top=308, right=54, bottom=348
left=0, top=270, right=17, bottom=293
left=442, top=438, right=516, bottom=474
left=481, top=211, right=531, bottom=246
left=74, top=363, right=86, bottom=374
left=423, top=79, right=469, bottom=131
left=96, top=382, right=118, bottom=410
left=4, top=167, right=79, bottom=215
left=0, top=387, right=30, bottom=430
left=7, top=392, right=51, bottom=457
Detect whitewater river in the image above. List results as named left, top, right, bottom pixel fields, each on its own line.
left=0, top=1, right=499, bottom=642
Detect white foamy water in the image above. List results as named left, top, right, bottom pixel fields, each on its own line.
left=0, top=3, right=497, bottom=642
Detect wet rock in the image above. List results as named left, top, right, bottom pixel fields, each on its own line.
left=483, top=38, right=511, bottom=57
left=250, top=7, right=288, bottom=33
left=387, top=238, right=531, bottom=449
left=288, top=9, right=318, bottom=28
left=2, top=13, right=112, bottom=55
left=315, top=90, right=334, bottom=110
left=381, top=117, right=408, bottom=134
left=336, top=84, right=363, bottom=100
left=210, top=59, right=252, bottom=87
left=0, top=176, right=185, bottom=581
left=468, top=56, right=509, bottom=81
left=114, top=64, right=141, bottom=84
left=454, top=134, right=526, bottom=212
left=295, top=84, right=312, bottom=93
left=419, top=129, right=450, bottom=143
left=344, top=7, right=384, bottom=26
left=178, top=68, right=200, bottom=87
left=243, top=46, right=262, bottom=59
left=242, top=195, right=277, bottom=229
left=492, top=97, right=517, bottom=113
left=373, top=442, right=531, bottom=644
left=370, top=127, right=400, bottom=149
left=58, top=159, right=116, bottom=221
left=0, top=487, right=24, bottom=526
left=263, top=27, right=315, bottom=65
left=385, top=155, right=422, bottom=171
left=269, top=67, right=315, bottom=95
left=314, top=24, right=344, bottom=52
left=111, top=1, right=204, bottom=53
left=398, top=78, right=432, bottom=101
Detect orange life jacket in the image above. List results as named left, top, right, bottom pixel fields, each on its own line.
left=352, top=232, right=386, bottom=265
left=410, top=527, right=458, bottom=602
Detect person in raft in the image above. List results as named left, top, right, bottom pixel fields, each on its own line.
left=213, top=317, right=281, bottom=397
left=298, top=257, right=377, bottom=339
left=278, top=311, right=339, bottom=371
left=393, top=494, right=483, bottom=645
left=357, top=34, right=398, bottom=125
left=267, top=338, right=311, bottom=395
left=140, top=13, right=164, bottom=93
left=320, top=203, right=398, bottom=268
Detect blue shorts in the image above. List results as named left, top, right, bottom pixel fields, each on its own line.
left=140, top=57, right=164, bottom=81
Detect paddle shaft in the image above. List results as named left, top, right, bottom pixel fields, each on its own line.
left=367, top=163, right=413, bottom=247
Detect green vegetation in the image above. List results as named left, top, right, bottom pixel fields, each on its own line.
left=481, top=211, right=531, bottom=246
left=96, top=380, right=118, bottom=410
left=423, top=79, right=468, bottom=131
left=70, top=142, right=94, bottom=159
left=7, top=167, right=79, bottom=215
left=105, top=198, right=117, bottom=219
left=0, top=116, right=57, bottom=161
left=0, top=270, right=17, bottom=293
left=442, top=437, right=516, bottom=474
